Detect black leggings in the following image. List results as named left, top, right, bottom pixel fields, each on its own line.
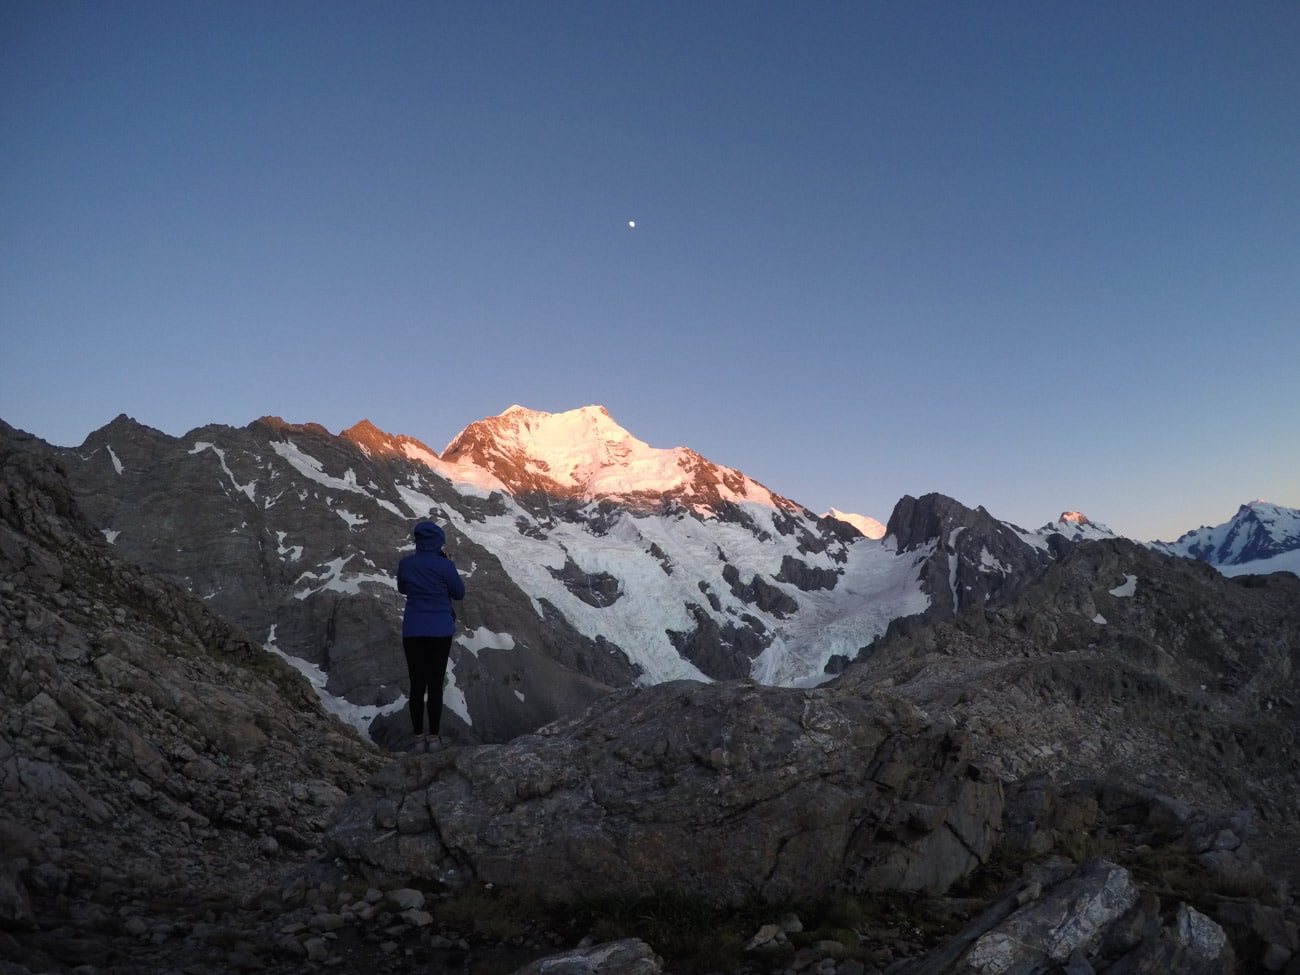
left=403, top=635, right=453, bottom=736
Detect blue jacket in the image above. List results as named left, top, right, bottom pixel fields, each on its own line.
left=397, top=522, right=466, bottom=638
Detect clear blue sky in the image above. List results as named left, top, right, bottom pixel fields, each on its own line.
left=3, top=1, right=1297, bottom=542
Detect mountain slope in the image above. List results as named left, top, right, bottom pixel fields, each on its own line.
left=29, top=404, right=1297, bottom=749
left=54, top=409, right=954, bottom=743
left=0, top=419, right=384, bottom=971
left=1153, top=500, right=1300, bottom=576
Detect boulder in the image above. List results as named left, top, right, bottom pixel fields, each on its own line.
left=509, top=938, right=663, bottom=975
left=902, top=858, right=1234, bottom=975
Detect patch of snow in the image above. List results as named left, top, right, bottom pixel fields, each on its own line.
left=825, top=508, right=887, bottom=539
left=189, top=441, right=257, bottom=502
left=1016, top=529, right=1053, bottom=551
left=395, top=482, right=446, bottom=519
left=337, top=509, right=367, bottom=529
left=458, top=626, right=517, bottom=658
left=947, top=527, right=966, bottom=611
left=979, top=546, right=1009, bottom=574
left=101, top=529, right=120, bottom=544
left=294, top=556, right=395, bottom=600
left=275, top=531, right=303, bottom=562
left=400, top=441, right=439, bottom=466
left=270, top=440, right=403, bottom=515
left=106, top=444, right=124, bottom=474
left=1092, top=613, right=1107, bottom=624
left=1108, top=574, right=1138, bottom=598
left=443, top=681, right=470, bottom=727
left=1217, top=549, right=1300, bottom=578
left=265, top=626, right=401, bottom=735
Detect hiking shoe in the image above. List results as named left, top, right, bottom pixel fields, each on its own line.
left=425, top=736, right=443, bottom=751
left=411, top=736, right=427, bottom=753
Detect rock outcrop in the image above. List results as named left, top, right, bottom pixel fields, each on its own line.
left=901, top=857, right=1235, bottom=974
left=327, top=678, right=1004, bottom=905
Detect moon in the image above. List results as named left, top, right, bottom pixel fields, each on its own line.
left=628, top=220, right=636, bottom=229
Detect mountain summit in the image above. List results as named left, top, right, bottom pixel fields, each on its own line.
left=440, top=405, right=799, bottom=514
left=1037, top=510, right=1118, bottom=543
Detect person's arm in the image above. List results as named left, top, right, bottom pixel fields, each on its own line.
left=445, top=562, right=466, bottom=601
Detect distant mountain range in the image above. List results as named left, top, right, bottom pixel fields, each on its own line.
left=8, top=404, right=1297, bottom=746
left=1033, top=502, right=1300, bottom=578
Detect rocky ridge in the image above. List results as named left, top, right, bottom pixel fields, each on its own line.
left=884, top=493, right=1056, bottom=623
left=844, top=537, right=1300, bottom=847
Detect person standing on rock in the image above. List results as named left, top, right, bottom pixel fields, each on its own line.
left=397, top=521, right=465, bottom=751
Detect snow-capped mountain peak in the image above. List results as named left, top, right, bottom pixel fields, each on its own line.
left=1153, top=499, right=1300, bottom=574
left=1036, top=511, right=1118, bottom=542
left=439, top=405, right=799, bottom=513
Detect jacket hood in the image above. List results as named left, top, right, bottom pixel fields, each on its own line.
left=413, top=521, right=446, bottom=552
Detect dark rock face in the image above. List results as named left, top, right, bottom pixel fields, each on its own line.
left=722, top=563, right=800, bottom=617
left=667, top=603, right=769, bottom=679
left=884, top=493, right=1055, bottom=621
left=548, top=557, right=623, bottom=607
left=326, top=679, right=1004, bottom=906
left=775, top=554, right=841, bottom=591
